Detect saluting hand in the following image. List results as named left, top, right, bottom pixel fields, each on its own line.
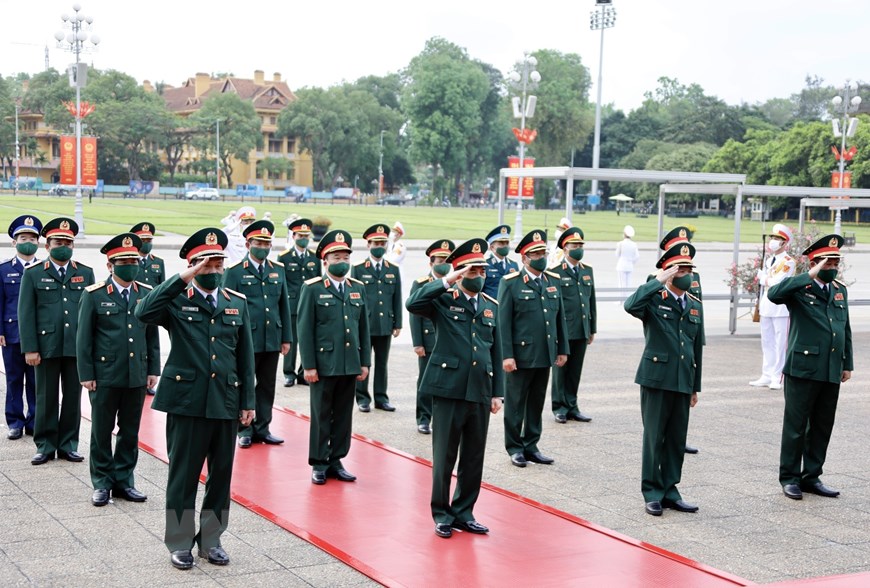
left=444, top=265, right=471, bottom=286
left=655, top=266, right=680, bottom=284
left=180, top=257, right=210, bottom=284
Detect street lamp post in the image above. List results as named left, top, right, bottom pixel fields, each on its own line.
left=589, top=0, right=616, bottom=205
left=507, top=54, right=541, bottom=241
left=215, top=119, right=222, bottom=190
left=55, top=3, right=99, bottom=236
left=378, top=129, right=385, bottom=199
left=13, top=100, right=20, bottom=195
left=831, top=82, right=862, bottom=236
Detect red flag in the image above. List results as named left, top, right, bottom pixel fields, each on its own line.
left=831, top=146, right=841, bottom=159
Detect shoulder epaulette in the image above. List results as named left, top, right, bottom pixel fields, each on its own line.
left=304, top=276, right=323, bottom=285
left=347, top=276, right=364, bottom=285
left=834, top=279, right=847, bottom=288
left=224, top=287, right=246, bottom=299
left=85, top=281, right=106, bottom=292
left=416, top=275, right=432, bottom=284
left=226, top=259, right=242, bottom=270
left=135, top=280, right=153, bottom=290
left=544, top=270, right=560, bottom=279
left=481, top=292, right=498, bottom=305
left=354, top=260, right=367, bottom=268
left=687, top=292, right=701, bottom=303
left=71, top=260, right=89, bottom=269
left=0, top=257, right=12, bottom=265
left=502, top=271, right=521, bottom=281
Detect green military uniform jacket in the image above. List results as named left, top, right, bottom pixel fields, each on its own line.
left=138, top=254, right=165, bottom=287
left=624, top=279, right=703, bottom=394
left=277, top=247, right=321, bottom=316
left=648, top=271, right=704, bottom=345
left=221, top=256, right=292, bottom=353
left=549, top=261, right=596, bottom=340
left=767, top=274, right=853, bottom=383
left=497, top=268, right=569, bottom=368
left=409, top=275, right=437, bottom=352
left=352, top=258, right=403, bottom=337
left=134, top=274, right=255, bottom=419
left=297, top=276, right=372, bottom=376
left=76, top=279, right=161, bottom=387
left=18, top=259, right=95, bottom=358
left=406, top=280, right=504, bottom=403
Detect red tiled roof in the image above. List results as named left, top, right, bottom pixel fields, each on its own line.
left=162, top=75, right=296, bottom=115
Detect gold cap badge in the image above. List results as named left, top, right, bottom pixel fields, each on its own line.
left=60, top=220, right=70, bottom=230
left=336, top=232, right=345, bottom=242
left=122, top=236, right=133, bottom=248
left=533, top=232, right=542, bottom=242
left=680, top=245, right=690, bottom=256
left=679, top=228, right=687, bottom=238
left=829, top=237, right=838, bottom=248
left=472, top=243, right=481, bottom=253
left=24, top=217, right=34, bottom=226
left=205, top=232, right=218, bottom=245
left=441, top=241, right=449, bottom=250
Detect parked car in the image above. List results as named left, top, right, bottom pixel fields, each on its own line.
left=377, top=195, right=406, bottom=206
left=184, top=188, right=220, bottom=201
left=48, top=185, right=69, bottom=196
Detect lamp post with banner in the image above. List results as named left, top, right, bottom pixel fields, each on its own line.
left=589, top=0, right=616, bottom=204
left=507, top=53, right=540, bottom=241
left=831, top=82, right=862, bottom=236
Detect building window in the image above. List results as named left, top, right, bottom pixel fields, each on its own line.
left=270, top=116, right=277, bottom=125
left=268, top=139, right=283, bottom=153
left=286, top=139, right=295, bottom=153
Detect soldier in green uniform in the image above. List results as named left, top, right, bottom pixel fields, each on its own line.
left=222, top=220, right=292, bottom=448
left=297, top=230, right=371, bottom=485
left=549, top=227, right=596, bottom=423
left=625, top=243, right=703, bottom=517
left=277, top=218, right=320, bottom=387
left=498, top=229, right=568, bottom=468
left=353, top=223, right=402, bottom=412
left=134, top=228, right=255, bottom=570
left=406, top=238, right=504, bottom=539
left=19, top=217, right=95, bottom=466
left=652, top=226, right=704, bottom=454
left=131, top=222, right=165, bottom=396
left=408, top=239, right=455, bottom=434
left=77, top=233, right=161, bottom=507
left=768, top=234, right=852, bottom=501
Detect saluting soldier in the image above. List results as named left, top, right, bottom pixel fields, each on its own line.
left=1, top=215, right=42, bottom=440
left=625, top=243, right=703, bottom=517
left=277, top=217, right=320, bottom=387
left=222, top=220, right=292, bottom=448
left=297, top=229, right=371, bottom=485
left=131, top=222, right=165, bottom=396
left=77, top=233, right=160, bottom=507
left=768, top=234, right=852, bottom=501
left=498, top=229, right=568, bottom=468
left=483, top=224, right=518, bottom=300
left=549, top=227, right=596, bottom=424
left=19, top=217, right=94, bottom=466
left=135, top=228, right=255, bottom=570
left=406, top=238, right=504, bottom=539
left=352, top=223, right=402, bottom=412
left=408, top=239, right=455, bottom=434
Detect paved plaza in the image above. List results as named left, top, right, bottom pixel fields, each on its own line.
left=2, top=237, right=870, bottom=586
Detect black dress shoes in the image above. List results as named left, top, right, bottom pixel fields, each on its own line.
left=146, top=388, right=156, bottom=396
left=113, top=487, right=147, bottom=502
left=645, top=501, right=663, bottom=516
left=684, top=445, right=699, bottom=454
left=417, top=423, right=431, bottom=434
left=327, top=468, right=357, bottom=482
left=198, top=546, right=229, bottom=565
left=311, top=470, right=327, bottom=485
left=170, top=550, right=194, bottom=570
left=255, top=434, right=284, bottom=445
left=510, top=453, right=527, bottom=468
left=452, top=520, right=489, bottom=534
left=569, top=412, right=592, bottom=422
left=375, top=402, right=396, bottom=412
left=554, top=414, right=567, bottom=424
left=358, top=403, right=371, bottom=413
left=283, top=376, right=295, bottom=387
left=662, top=498, right=699, bottom=513
left=24, top=429, right=33, bottom=436
left=802, top=481, right=840, bottom=498
left=58, top=450, right=84, bottom=462
left=524, top=451, right=555, bottom=465
left=92, top=488, right=110, bottom=507
left=7, top=427, right=23, bottom=440
left=296, top=376, right=308, bottom=386
left=31, top=452, right=55, bottom=465
left=434, top=523, right=453, bottom=538
left=782, top=484, right=803, bottom=500
left=238, top=436, right=252, bottom=448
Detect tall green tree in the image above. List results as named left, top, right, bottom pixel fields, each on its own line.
left=190, top=92, right=262, bottom=188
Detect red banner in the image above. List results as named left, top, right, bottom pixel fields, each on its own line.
left=506, top=156, right=535, bottom=199
left=81, top=137, right=97, bottom=186
left=831, top=171, right=852, bottom=189
left=59, top=136, right=76, bottom=185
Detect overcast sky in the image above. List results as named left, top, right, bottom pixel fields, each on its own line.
left=3, top=0, right=868, bottom=112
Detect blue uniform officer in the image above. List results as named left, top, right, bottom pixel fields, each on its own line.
left=483, top=225, right=519, bottom=299
left=1, top=215, right=42, bottom=439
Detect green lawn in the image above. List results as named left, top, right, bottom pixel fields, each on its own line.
left=1, top=194, right=865, bottom=243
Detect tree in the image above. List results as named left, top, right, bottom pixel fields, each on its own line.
left=190, top=92, right=262, bottom=188
left=257, top=156, right=294, bottom=182
left=163, top=116, right=192, bottom=183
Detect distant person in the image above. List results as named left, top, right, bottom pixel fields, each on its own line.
left=222, top=207, right=256, bottom=265
left=615, top=225, right=639, bottom=293
left=386, top=221, right=407, bottom=282
left=750, top=224, right=796, bottom=390
left=547, top=217, right=572, bottom=268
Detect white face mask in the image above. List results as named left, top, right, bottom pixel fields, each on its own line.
left=769, top=239, right=783, bottom=252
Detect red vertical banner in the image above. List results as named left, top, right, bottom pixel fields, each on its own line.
left=506, top=156, right=520, bottom=197
left=59, top=136, right=76, bottom=185
left=831, top=171, right=852, bottom=189
left=521, top=157, right=535, bottom=199
left=81, top=137, right=98, bottom=186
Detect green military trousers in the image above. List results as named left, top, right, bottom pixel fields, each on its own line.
left=356, top=335, right=391, bottom=406
left=779, top=374, right=840, bottom=487
left=551, top=338, right=588, bottom=418
left=309, top=374, right=356, bottom=472
left=34, top=357, right=81, bottom=455
left=640, top=386, right=690, bottom=503
left=504, top=367, right=550, bottom=456
left=416, top=353, right=433, bottom=426
left=88, top=386, right=146, bottom=490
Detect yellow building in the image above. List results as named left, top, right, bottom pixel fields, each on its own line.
left=157, top=70, right=312, bottom=190
left=5, top=108, right=61, bottom=185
